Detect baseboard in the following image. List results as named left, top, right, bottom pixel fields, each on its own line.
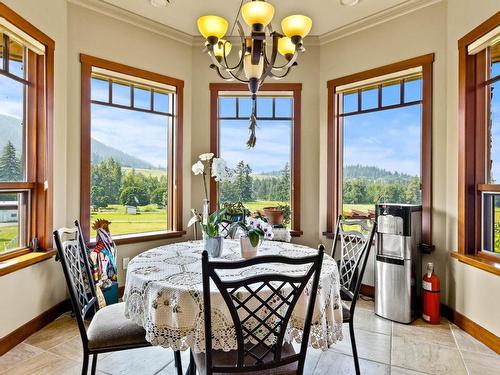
left=441, top=304, right=500, bottom=355
left=360, top=283, right=375, bottom=298
left=0, top=299, right=71, bottom=355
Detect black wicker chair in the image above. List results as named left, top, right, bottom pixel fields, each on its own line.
left=54, top=224, right=183, bottom=375
left=191, top=245, right=324, bottom=375
left=330, top=215, right=377, bottom=375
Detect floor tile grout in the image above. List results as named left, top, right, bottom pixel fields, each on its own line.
left=449, top=321, right=471, bottom=375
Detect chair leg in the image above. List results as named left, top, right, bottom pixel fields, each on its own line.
left=90, top=353, right=98, bottom=375
left=186, top=349, right=196, bottom=375
left=174, top=350, right=183, bottom=375
left=349, top=320, right=361, bottom=375
left=82, top=353, right=89, bottom=375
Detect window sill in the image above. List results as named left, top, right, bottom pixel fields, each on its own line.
left=450, top=251, right=500, bottom=276
left=88, top=230, right=186, bottom=247
left=290, top=230, right=303, bottom=237
left=0, top=249, right=56, bottom=276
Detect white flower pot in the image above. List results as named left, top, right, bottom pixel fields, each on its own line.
left=240, top=235, right=259, bottom=259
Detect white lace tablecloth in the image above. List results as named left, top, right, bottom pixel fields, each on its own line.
left=123, top=240, right=343, bottom=353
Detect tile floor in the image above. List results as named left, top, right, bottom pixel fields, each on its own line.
left=1, top=299, right=498, bottom=375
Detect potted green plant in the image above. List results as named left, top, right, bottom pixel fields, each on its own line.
left=220, top=201, right=247, bottom=223
left=229, top=218, right=274, bottom=259
left=276, top=204, right=291, bottom=226
left=188, top=208, right=226, bottom=257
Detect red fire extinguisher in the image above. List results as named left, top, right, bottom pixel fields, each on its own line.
left=422, top=262, right=440, bottom=324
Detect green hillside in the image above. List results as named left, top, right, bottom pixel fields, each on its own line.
left=91, top=138, right=155, bottom=169
left=344, top=164, right=417, bottom=182
left=0, top=113, right=23, bottom=154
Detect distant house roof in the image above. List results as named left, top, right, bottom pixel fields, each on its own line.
left=0, top=201, right=18, bottom=210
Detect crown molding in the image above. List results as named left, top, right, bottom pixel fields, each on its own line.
left=67, top=0, right=441, bottom=48
left=67, top=0, right=194, bottom=46
left=318, top=0, right=443, bottom=45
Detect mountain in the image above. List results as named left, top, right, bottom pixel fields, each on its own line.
left=344, top=164, right=416, bottom=182
left=91, top=138, right=154, bottom=169
left=0, top=113, right=23, bottom=154
left=0, top=113, right=154, bottom=169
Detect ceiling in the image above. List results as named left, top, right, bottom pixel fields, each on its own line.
left=100, top=0, right=413, bottom=37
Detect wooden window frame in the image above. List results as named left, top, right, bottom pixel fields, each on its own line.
left=80, top=54, right=184, bottom=245
left=455, top=12, right=500, bottom=274
left=209, top=83, right=302, bottom=237
left=325, top=53, right=434, bottom=250
left=0, top=3, right=54, bottom=263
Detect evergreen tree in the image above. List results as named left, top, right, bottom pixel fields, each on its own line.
left=0, top=141, right=22, bottom=181
left=275, top=163, right=290, bottom=202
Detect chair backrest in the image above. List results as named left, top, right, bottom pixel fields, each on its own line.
left=201, top=246, right=324, bottom=375
left=331, top=215, right=376, bottom=304
left=53, top=225, right=97, bottom=346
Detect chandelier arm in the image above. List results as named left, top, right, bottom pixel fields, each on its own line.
left=267, top=66, right=293, bottom=80
left=222, top=22, right=246, bottom=71
left=260, top=32, right=280, bottom=81
left=271, top=50, right=299, bottom=70
left=211, top=65, right=236, bottom=81
left=228, top=69, right=250, bottom=83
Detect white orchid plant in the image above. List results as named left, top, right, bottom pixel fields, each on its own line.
left=191, top=153, right=233, bottom=201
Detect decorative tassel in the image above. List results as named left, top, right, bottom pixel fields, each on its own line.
left=246, top=96, right=257, bottom=148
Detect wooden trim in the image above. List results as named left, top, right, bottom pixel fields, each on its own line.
left=450, top=251, right=500, bottom=276
left=458, top=13, right=500, bottom=255
left=441, top=303, right=500, bottom=354
left=327, top=54, right=434, bottom=89
left=79, top=54, right=184, bottom=242
left=0, top=297, right=70, bottom=355
left=0, top=249, right=56, bottom=277
left=80, top=54, right=184, bottom=88
left=0, top=3, right=54, bottom=252
left=478, top=184, right=500, bottom=192
left=326, top=54, right=434, bottom=242
left=0, top=3, right=55, bottom=50
left=208, top=83, right=302, bottom=235
left=360, top=283, right=375, bottom=298
left=0, top=248, right=31, bottom=262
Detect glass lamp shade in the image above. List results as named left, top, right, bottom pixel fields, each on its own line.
left=212, top=40, right=232, bottom=57
left=241, top=0, right=275, bottom=28
left=197, top=15, right=229, bottom=40
left=243, top=53, right=264, bottom=79
left=281, top=15, right=312, bottom=39
left=278, top=37, right=295, bottom=56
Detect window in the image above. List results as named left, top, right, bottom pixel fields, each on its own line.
left=209, top=83, right=302, bottom=235
left=326, top=54, right=433, bottom=247
left=0, top=4, right=54, bottom=260
left=80, top=54, right=184, bottom=244
left=458, top=14, right=500, bottom=263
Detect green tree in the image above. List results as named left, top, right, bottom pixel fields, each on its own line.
left=0, top=141, right=22, bottom=182
left=151, top=186, right=167, bottom=207
left=120, top=186, right=148, bottom=206
left=404, top=176, right=421, bottom=204
left=343, top=178, right=369, bottom=204
left=91, top=185, right=110, bottom=210
left=91, top=158, right=122, bottom=204
left=275, top=163, right=290, bottom=202
left=234, top=161, right=253, bottom=201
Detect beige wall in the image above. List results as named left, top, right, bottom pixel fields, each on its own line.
left=1, top=0, right=499, bottom=340
left=445, top=0, right=500, bottom=336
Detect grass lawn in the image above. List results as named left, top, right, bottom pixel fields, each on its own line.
left=121, top=167, right=166, bottom=178
left=342, top=204, right=374, bottom=216
left=0, top=224, right=19, bottom=253
left=90, top=204, right=167, bottom=238
left=243, top=201, right=286, bottom=213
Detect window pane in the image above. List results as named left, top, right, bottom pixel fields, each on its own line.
left=361, top=87, right=378, bottom=110
left=257, top=97, right=273, bottom=117
left=91, top=78, right=109, bottom=102
left=134, top=87, right=151, bottom=110
left=482, top=192, right=500, bottom=253
left=8, top=38, right=24, bottom=79
left=0, top=191, right=28, bottom=253
left=488, top=80, right=500, bottom=182
left=382, top=83, right=400, bottom=107
left=112, top=82, right=130, bottom=106
left=342, top=105, right=422, bottom=218
left=342, top=92, right=358, bottom=113
left=219, top=114, right=292, bottom=227
left=153, top=91, right=169, bottom=113
left=238, top=97, right=252, bottom=118
left=219, top=97, right=236, bottom=117
left=90, top=103, right=169, bottom=238
left=0, top=74, right=26, bottom=182
left=275, top=97, right=292, bottom=118
left=404, top=78, right=422, bottom=102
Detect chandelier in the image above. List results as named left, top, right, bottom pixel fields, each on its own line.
left=197, top=0, right=312, bottom=147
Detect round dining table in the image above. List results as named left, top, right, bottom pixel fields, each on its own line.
left=123, top=240, right=344, bottom=353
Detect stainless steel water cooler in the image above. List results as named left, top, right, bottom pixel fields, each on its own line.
left=375, top=204, right=422, bottom=324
